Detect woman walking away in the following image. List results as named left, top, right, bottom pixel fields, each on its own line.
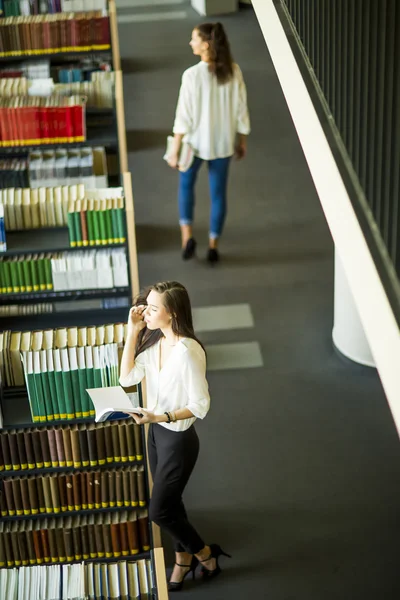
left=119, top=281, right=231, bottom=591
left=168, top=22, right=251, bottom=264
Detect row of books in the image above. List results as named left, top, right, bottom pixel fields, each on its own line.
left=1, top=466, right=146, bottom=516
left=0, top=248, right=128, bottom=294
left=0, top=510, right=151, bottom=567
left=0, top=95, right=86, bottom=147
left=0, top=158, right=29, bottom=188
left=0, top=295, right=129, bottom=317
left=0, top=55, right=112, bottom=84
left=68, top=197, right=126, bottom=247
left=0, top=419, right=143, bottom=472
left=0, top=12, right=111, bottom=56
left=0, top=559, right=153, bottom=600
left=2, top=1, right=108, bottom=17
left=0, top=71, right=115, bottom=109
left=1, top=184, right=122, bottom=231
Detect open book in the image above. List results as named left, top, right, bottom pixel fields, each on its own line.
left=86, top=386, right=143, bottom=422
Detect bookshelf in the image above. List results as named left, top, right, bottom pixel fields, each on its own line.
left=0, top=1, right=167, bottom=598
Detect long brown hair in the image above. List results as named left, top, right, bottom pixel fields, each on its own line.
left=133, top=281, right=205, bottom=357
left=196, top=22, right=234, bottom=84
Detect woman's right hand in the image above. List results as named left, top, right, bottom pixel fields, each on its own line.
left=127, top=305, right=147, bottom=334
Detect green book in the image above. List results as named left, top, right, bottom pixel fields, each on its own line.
left=73, top=211, right=82, bottom=248
left=92, top=209, right=101, bottom=246
left=67, top=210, right=77, bottom=248
left=86, top=207, right=95, bottom=247
left=77, top=346, right=91, bottom=418
left=44, top=256, right=52, bottom=291
left=38, top=350, right=54, bottom=422
left=9, top=258, right=20, bottom=293
left=105, top=200, right=113, bottom=244
left=16, top=257, right=25, bottom=293
left=29, top=258, right=40, bottom=292
left=116, top=199, right=126, bottom=243
left=53, top=349, right=67, bottom=420
left=84, top=346, right=96, bottom=417
left=33, top=351, right=47, bottom=423
left=22, top=352, right=40, bottom=423
left=60, top=347, right=76, bottom=420
left=92, top=346, right=104, bottom=389
left=110, top=205, right=119, bottom=244
left=37, top=255, right=46, bottom=291
left=21, top=259, right=33, bottom=293
left=46, top=349, right=60, bottom=420
left=68, top=347, right=82, bottom=419
left=98, top=206, right=107, bottom=246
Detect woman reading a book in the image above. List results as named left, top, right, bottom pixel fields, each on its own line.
left=167, top=22, right=251, bottom=264
left=119, top=281, right=230, bottom=591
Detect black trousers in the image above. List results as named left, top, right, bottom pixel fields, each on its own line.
left=147, top=423, right=204, bottom=554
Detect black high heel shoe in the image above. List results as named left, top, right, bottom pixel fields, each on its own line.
left=168, top=556, right=198, bottom=592
left=182, top=238, right=197, bottom=260
left=207, top=248, right=219, bottom=264
left=199, top=544, right=231, bottom=580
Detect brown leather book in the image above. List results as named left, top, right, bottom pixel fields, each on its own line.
left=95, top=425, right=106, bottom=465
left=16, top=432, right=28, bottom=470
left=31, top=430, right=44, bottom=469
left=72, top=472, right=82, bottom=511
left=87, top=522, right=97, bottom=559
left=27, top=477, right=39, bottom=515
left=1, top=433, right=12, bottom=471
left=49, top=476, right=61, bottom=514
left=9, top=528, right=22, bottom=566
left=0, top=530, right=6, bottom=567
left=55, top=521, right=66, bottom=563
left=8, top=433, right=20, bottom=471
left=115, top=470, right=123, bottom=508
left=39, top=527, right=50, bottom=564
left=137, top=466, right=146, bottom=507
left=42, top=476, right=53, bottom=514
left=111, top=422, right=121, bottom=462
left=23, top=431, right=36, bottom=470
left=17, top=530, right=29, bottom=566
left=11, top=478, right=23, bottom=516
left=63, top=518, right=74, bottom=562
left=110, top=522, right=121, bottom=558
left=47, top=523, right=59, bottom=564
left=0, top=437, right=4, bottom=471
left=126, top=515, right=139, bottom=555
left=3, top=479, right=15, bottom=516
left=126, top=423, right=136, bottom=461
left=58, top=474, right=67, bottom=512
left=87, top=425, right=98, bottom=466
left=94, top=518, right=105, bottom=558
left=138, top=510, right=150, bottom=551
left=80, top=472, right=88, bottom=510
left=36, top=476, right=46, bottom=514
left=20, top=478, right=31, bottom=515
left=70, top=428, right=81, bottom=468
left=100, top=470, right=109, bottom=508
left=119, top=521, right=129, bottom=557
left=118, top=424, right=128, bottom=463
left=79, top=518, right=90, bottom=560
left=3, top=530, right=14, bottom=567
left=62, top=428, right=73, bottom=468
left=39, top=429, right=52, bottom=468
left=71, top=519, right=82, bottom=560
left=86, top=471, right=94, bottom=509
left=108, top=470, right=116, bottom=507
left=93, top=471, right=101, bottom=509
left=54, top=428, right=66, bottom=467
left=78, top=427, right=89, bottom=467
left=133, top=424, right=143, bottom=460
left=102, top=516, right=113, bottom=558
left=129, top=468, right=138, bottom=507
left=122, top=470, right=131, bottom=508
left=47, top=429, right=58, bottom=468
left=25, top=525, right=36, bottom=565
left=65, top=474, right=74, bottom=511
left=32, top=529, right=44, bottom=565
left=0, top=486, right=7, bottom=517
left=104, top=423, right=114, bottom=464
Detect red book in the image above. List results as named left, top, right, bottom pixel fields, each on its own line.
left=58, top=104, right=68, bottom=144
left=72, top=102, right=85, bottom=142
left=64, top=103, right=73, bottom=143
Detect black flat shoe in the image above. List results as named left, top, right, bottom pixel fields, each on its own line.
left=182, top=238, right=197, bottom=260
left=168, top=556, right=198, bottom=592
left=207, top=248, right=219, bottom=264
left=199, top=543, right=231, bottom=580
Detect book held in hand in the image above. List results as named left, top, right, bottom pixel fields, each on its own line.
left=87, top=386, right=143, bottom=423
left=163, top=136, right=194, bottom=172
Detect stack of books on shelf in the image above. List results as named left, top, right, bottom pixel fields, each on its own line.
left=0, top=558, right=153, bottom=599
left=1, top=465, right=147, bottom=516
left=2, top=0, right=108, bottom=16
left=29, top=147, right=109, bottom=188
left=0, top=12, right=111, bottom=57
left=0, top=419, right=143, bottom=470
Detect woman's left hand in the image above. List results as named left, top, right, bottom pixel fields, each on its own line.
left=124, top=407, right=157, bottom=425
left=167, top=152, right=180, bottom=169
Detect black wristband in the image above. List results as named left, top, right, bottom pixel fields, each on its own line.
left=164, top=412, right=171, bottom=423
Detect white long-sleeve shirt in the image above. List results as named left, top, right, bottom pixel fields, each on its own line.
left=173, top=61, right=251, bottom=160
left=119, top=338, right=210, bottom=432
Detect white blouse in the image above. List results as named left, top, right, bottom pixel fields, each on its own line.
left=119, top=338, right=210, bottom=432
left=173, top=61, right=251, bottom=161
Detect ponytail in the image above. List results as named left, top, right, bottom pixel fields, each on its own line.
left=196, top=22, right=234, bottom=84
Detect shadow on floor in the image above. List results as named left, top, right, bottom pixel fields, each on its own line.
left=126, top=129, right=171, bottom=152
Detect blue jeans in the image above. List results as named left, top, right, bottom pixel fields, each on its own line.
left=178, top=156, right=231, bottom=239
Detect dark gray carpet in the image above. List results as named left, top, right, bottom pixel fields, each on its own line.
left=118, top=3, right=400, bottom=598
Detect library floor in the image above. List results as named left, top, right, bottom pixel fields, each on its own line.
left=118, top=2, right=400, bottom=599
